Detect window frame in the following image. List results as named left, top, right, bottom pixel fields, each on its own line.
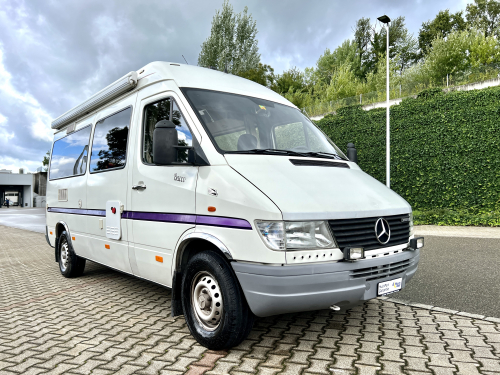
left=89, top=106, right=133, bottom=175
left=141, top=96, right=196, bottom=167
left=48, top=124, right=92, bottom=181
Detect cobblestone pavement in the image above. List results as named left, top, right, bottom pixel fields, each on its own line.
left=1, top=225, right=499, bottom=375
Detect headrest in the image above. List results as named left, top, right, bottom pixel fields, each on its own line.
left=155, top=120, right=176, bottom=128
left=237, top=134, right=258, bottom=151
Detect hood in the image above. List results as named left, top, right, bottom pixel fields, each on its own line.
left=225, top=154, right=411, bottom=221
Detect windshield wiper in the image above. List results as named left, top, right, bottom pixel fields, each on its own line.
left=230, top=149, right=309, bottom=157
left=299, top=151, right=346, bottom=160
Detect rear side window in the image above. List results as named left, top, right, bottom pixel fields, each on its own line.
left=49, top=125, right=92, bottom=180
left=90, top=107, right=132, bottom=173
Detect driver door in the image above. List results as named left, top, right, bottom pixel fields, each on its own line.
left=129, top=93, right=198, bottom=287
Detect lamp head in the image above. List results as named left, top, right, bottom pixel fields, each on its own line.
left=377, top=15, right=391, bottom=24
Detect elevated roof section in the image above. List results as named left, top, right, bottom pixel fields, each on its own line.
left=51, top=62, right=294, bottom=130
left=141, top=62, right=294, bottom=108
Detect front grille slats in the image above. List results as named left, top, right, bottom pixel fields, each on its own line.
left=329, top=214, right=410, bottom=251
left=351, top=259, right=411, bottom=281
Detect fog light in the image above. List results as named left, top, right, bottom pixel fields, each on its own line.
left=343, top=247, right=365, bottom=261
left=409, top=237, right=424, bottom=251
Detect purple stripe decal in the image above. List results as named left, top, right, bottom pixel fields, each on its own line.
left=48, top=207, right=252, bottom=230
left=123, top=211, right=197, bottom=224
left=48, top=207, right=105, bottom=216
left=196, top=215, right=252, bottom=230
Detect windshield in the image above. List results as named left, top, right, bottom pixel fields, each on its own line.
left=182, top=88, right=347, bottom=159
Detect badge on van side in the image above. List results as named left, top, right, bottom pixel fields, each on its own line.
left=174, top=173, right=186, bottom=183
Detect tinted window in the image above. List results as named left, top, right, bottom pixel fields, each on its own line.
left=90, top=107, right=132, bottom=172
left=49, top=125, right=92, bottom=180
left=143, top=98, right=193, bottom=164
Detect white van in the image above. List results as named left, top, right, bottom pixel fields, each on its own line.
left=46, top=62, right=423, bottom=349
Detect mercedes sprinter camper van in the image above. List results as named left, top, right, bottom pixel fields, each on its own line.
left=46, top=62, right=423, bottom=349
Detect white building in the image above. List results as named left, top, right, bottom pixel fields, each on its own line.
left=0, top=170, right=33, bottom=207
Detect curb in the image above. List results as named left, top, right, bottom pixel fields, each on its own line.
left=378, top=296, right=500, bottom=323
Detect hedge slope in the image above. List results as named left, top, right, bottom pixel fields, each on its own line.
left=316, top=87, right=500, bottom=213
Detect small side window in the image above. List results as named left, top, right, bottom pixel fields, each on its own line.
left=143, top=98, right=194, bottom=164
left=90, top=107, right=132, bottom=173
left=49, top=125, right=92, bottom=180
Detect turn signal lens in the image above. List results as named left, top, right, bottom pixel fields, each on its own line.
left=155, top=255, right=163, bottom=263
left=105, top=244, right=110, bottom=249
left=255, top=221, right=285, bottom=250
left=72, top=237, right=75, bottom=241
left=208, top=206, right=216, bottom=212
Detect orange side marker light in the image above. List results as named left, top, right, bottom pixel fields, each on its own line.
left=72, top=237, right=76, bottom=241
left=208, top=206, right=216, bottom=212
left=105, top=244, right=110, bottom=249
left=50, top=232, right=53, bottom=235
left=155, top=255, right=163, bottom=263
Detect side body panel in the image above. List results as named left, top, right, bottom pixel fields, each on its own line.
left=85, top=94, right=137, bottom=273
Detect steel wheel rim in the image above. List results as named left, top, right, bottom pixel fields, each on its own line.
left=60, top=240, right=69, bottom=272
left=191, top=271, right=223, bottom=331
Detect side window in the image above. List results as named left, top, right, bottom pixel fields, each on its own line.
left=90, top=107, right=132, bottom=173
left=49, top=125, right=92, bottom=180
left=274, top=122, right=306, bottom=150
left=143, top=98, right=194, bottom=164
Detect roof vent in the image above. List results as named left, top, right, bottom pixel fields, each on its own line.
left=289, top=159, right=350, bottom=168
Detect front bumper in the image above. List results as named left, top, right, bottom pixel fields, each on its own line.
left=232, top=249, right=420, bottom=317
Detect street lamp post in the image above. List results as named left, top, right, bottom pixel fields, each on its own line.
left=378, top=15, right=391, bottom=188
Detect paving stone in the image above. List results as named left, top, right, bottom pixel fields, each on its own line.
left=1, top=225, right=500, bottom=375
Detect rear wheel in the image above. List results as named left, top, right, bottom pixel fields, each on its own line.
left=58, top=231, right=86, bottom=278
left=181, top=250, right=254, bottom=350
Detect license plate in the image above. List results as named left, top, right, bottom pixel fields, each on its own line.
left=378, top=278, right=402, bottom=296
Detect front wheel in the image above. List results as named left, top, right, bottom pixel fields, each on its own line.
left=181, top=250, right=254, bottom=350
left=58, top=231, right=86, bottom=278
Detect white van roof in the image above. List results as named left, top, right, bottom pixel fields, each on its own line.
left=51, top=62, right=295, bottom=130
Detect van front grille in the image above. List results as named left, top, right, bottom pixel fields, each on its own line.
left=329, top=214, right=410, bottom=251
left=351, top=259, right=411, bottom=281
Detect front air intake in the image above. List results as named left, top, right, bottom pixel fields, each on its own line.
left=289, top=159, right=350, bottom=168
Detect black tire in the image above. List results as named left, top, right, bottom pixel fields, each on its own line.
left=58, top=231, right=86, bottom=278
left=181, top=250, right=255, bottom=350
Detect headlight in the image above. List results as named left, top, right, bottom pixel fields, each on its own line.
left=256, top=220, right=336, bottom=250
left=409, top=212, right=414, bottom=237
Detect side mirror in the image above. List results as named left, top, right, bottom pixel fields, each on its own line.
left=153, top=120, right=178, bottom=165
left=347, top=143, right=358, bottom=163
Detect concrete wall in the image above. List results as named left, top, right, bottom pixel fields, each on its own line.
left=23, top=185, right=32, bottom=208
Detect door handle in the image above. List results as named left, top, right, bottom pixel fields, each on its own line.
left=132, top=184, right=146, bottom=190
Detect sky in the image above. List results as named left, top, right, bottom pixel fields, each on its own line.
left=0, top=0, right=470, bottom=173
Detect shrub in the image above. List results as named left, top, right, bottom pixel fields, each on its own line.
left=316, top=86, right=500, bottom=216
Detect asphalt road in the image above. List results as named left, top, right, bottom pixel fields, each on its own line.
left=0, top=208, right=498, bottom=317
left=395, top=235, right=500, bottom=318
left=0, top=207, right=46, bottom=233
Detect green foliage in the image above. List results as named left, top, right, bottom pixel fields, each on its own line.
left=414, top=208, right=500, bottom=226
left=237, top=63, right=276, bottom=89
left=315, top=40, right=359, bottom=84
left=466, top=0, right=500, bottom=38
left=316, top=86, right=500, bottom=218
left=42, top=150, right=50, bottom=172
left=198, top=1, right=260, bottom=74
left=275, top=67, right=306, bottom=94
left=418, top=10, right=467, bottom=56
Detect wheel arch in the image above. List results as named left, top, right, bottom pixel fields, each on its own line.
left=171, top=232, right=233, bottom=317
left=54, top=221, right=71, bottom=262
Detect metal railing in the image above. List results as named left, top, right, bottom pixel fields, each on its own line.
left=302, top=65, right=500, bottom=117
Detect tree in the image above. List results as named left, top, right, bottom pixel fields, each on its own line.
left=466, top=0, right=500, bottom=38
left=96, top=127, right=129, bottom=170
left=315, top=40, right=359, bottom=84
left=237, top=63, right=276, bottom=89
left=42, top=150, right=50, bottom=172
left=418, top=10, right=467, bottom=57
left=275, top=67, right=306, bottom=94
left=198, top=1, right=260, bottom=74
left=395, top=30, right=419, bottom=73
left=354, top=18, right=372, bottom=78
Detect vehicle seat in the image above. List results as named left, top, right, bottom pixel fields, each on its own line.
left=237, top=134, right=258, bottom=151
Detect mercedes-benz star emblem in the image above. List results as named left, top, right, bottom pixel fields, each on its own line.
left=375, top=218, right=391, bottom=245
